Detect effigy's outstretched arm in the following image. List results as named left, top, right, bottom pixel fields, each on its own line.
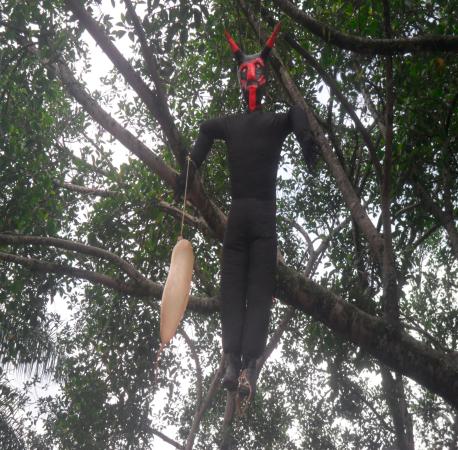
left=288, top=105, right=318, bottom=169
left=175, top=117, right=227, bottom=200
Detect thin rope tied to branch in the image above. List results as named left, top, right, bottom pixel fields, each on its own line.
left=180, top=155, right=192, bottom=238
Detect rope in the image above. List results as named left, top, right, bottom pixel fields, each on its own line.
left=179, top=155, right=191, bottom=238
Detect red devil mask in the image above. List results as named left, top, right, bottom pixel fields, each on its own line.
left=225, top=23, right=281, bottom=112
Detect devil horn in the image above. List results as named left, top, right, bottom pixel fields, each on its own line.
left=261, top=22, right=282, bottom=60
left=224, top=29, right=244, bottom=63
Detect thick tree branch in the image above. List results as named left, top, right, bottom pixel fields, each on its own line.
left=0, top=251, right=218, bottom=313
left=276, top=263, right=458, bottom=409
left=380, top=0, right=400, bottom=326
left=451, top=413, right=458, bottom=450
left=2, top=245, right=457, bottom=405
left=220, top=391, right=237, bottom=450
left=37, top=7, right=227, bottom=239
left=273, top=0, right=458, bottom=55
left=52, top=57, right=176, bottom=186
left=46, top=51, right=226, bottom=239
left=64, top=0, right=186, bottom=163
left=379, top=5, right=414, bottom=445
left=380, top=367, right=415, bottom=450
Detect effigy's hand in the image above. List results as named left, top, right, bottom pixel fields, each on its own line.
left=298, top=134, right=319, bottom=174
left=304, top=137, right=319, bottom=172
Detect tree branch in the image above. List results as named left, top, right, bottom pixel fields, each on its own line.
left=380, top=367, right=415, bottom=450
left=56, top=181, right=118, bottom=198
left=0, top=250, right=150, bottom=296
left=262, top=9, right=382, bottom=185
left=256, top=307, right=295, bottom=372
left=276, top=263, right=458, bottom=409
left=178, top=329, right=204, bottom=450
left=64, top=0, right=186, bottom=163
left=42, top=46, right=227, bottom=239
left=272, top=0, right=458, bottom=55
left=379, top=2, right=413, bottom=442
left=56, top=180, right=214, bottom=236
left=0, top=233, right=149, bottom=285
left=123, top=0, right=168, bottom=109
left=220, top=391, right=237, bottom=450
left=0, top=250, right=219, bottom=313
left=55, top=142, right=115, bottom=180
left=380, top=0, right=400, bottom=326
left=414, top=181, right=458, bottom=260
left=2, top=244, right=458, bottom=406
left=305, top=217, right=351, bottom=276
left=151, top=428, right=184, bottom=450
left=154, top=200, right=213, bottom=238
left=185, top=356, right=225, bottom=450
left=52, top=56, right=176, bottom=186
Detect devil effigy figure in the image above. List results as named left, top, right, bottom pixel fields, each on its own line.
left=176, top=24, right=317, bottom=403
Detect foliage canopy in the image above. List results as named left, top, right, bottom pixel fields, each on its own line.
left=0, top=0, right=457, bottom=448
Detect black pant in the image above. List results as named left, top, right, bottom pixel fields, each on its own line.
left=220, top=198, right=277, bottom=361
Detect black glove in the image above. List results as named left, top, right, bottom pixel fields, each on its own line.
left=301, top=135, right=319, bottom=172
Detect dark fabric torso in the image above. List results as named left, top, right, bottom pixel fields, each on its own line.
left=193, top=110, right=291, bottom=200
left=224, top=111, right=289, bottom=199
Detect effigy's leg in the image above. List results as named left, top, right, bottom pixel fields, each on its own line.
left=238, top=202, right=277, bottom=403
left=220, top=202, right=249, bottom=389
left=243, top=235, right=276, bottom=359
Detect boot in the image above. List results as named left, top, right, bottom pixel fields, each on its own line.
left=238, top=358, right=258, bottom=401
left=222, top=353, right=241, bottom=391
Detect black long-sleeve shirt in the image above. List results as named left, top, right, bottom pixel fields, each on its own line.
left=190, top=105, right=315, bottom=200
